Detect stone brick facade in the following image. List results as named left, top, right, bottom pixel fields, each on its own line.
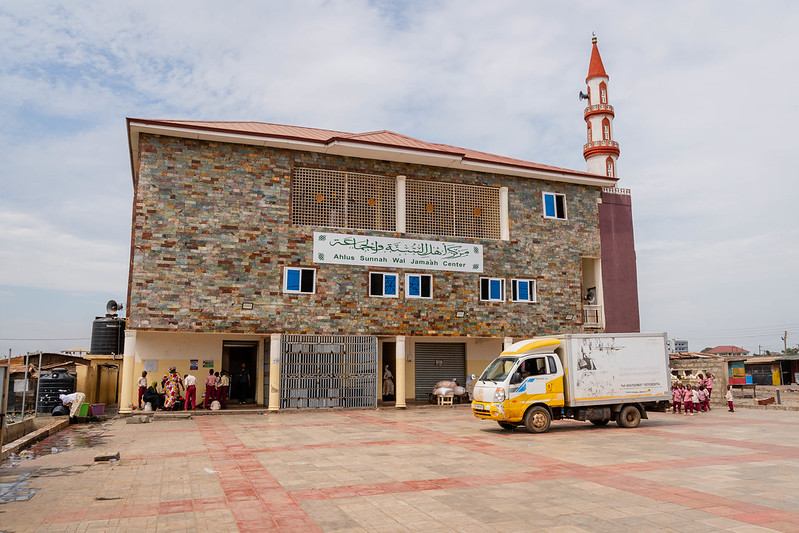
left=128, top=133, right=603, bottom=338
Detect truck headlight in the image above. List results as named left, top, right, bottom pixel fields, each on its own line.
left=493, top=388, right=506, bottom=402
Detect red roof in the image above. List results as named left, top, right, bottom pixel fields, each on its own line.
left=586, top=37, right=608, bottom=82
left=708, top=346, right=750, bottom=354
left=128, top=119, right=616, bottom=183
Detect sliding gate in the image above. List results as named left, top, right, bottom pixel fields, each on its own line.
left=280, top=335, right=378, bottom=409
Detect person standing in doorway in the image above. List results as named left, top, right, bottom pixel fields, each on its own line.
left=184, top=372, right=197, bottom=410
left=237, top=362, right=251, bottom=404
left=204, top=368, right=218, bottom=409
left=218, top=371, right=230, bottom=409
left=137, top=371, right=148, bottom=409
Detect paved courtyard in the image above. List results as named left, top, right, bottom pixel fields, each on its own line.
left=1, top=405, right=799, bottom=532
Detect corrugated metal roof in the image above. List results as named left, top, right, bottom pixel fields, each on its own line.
left=129, top=118, right=614, bottom=182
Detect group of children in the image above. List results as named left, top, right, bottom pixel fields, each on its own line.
left=671, top=373, right=736, bottom=414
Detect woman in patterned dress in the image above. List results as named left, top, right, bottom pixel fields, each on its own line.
left=162, top=367, right=183, bottom=410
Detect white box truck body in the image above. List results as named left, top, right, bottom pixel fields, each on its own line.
left=471, top=333, right=671, bottom=433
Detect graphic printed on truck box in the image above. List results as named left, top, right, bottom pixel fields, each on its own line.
left=569, top=335, right=669, bottom=401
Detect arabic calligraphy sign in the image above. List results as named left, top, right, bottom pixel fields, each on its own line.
left=313, top=232, right=483, bottom=273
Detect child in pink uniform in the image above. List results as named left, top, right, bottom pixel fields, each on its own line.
left=672, top=384, right=683, bottom=413
left=691, top=387, right=700, bottom=415
left=697, top=386, right=708, bottom=412
left=683, top=385, right=694, bottom=415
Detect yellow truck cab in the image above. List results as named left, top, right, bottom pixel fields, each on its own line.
left=471, top=333, right=671, bottom=433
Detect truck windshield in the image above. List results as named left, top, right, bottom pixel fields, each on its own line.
left=480, top=357, right=518, bottom=382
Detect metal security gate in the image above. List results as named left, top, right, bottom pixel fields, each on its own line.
left=414, top=343, right=466, bottom=400
left=280, top=335, right=378, bottom=409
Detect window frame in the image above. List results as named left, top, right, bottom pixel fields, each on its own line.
left=369, top=271, right=399, bottom=298
left=283, top=267, right=316, bottom=294
left=479, top=277, right=506, bottom=302
left=405, top=273, right=433, bottom=299
left=542, top=192, right=568, bottom=220
left=511, top=278, right=537, bottom=303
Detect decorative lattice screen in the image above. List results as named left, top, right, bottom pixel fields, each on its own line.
left=407, top=179, right=500, bottom=239
left=292, top=168, right=396, bottom=231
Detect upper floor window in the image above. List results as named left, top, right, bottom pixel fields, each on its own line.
left=602, top=118, right=611, bottom=140
left=599, top=82, right=607, bottom=104
left=542, top=192, right=567, bottom=220
left=587, top=123, right=592, bottom=143
left=511, top=279, right=537, bottom=303
left=480, top=277, right=505, bottom=302
left=284, top=267, right=316, bottom=294
left=369, top=272, right=398, bottom=298
left=606, top=157, right=614, bottom=178
left=292, top=168, right=396, bottom=231
left=405, top=273, right=433, bottom=299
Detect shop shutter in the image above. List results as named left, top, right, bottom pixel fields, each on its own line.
left=414, top=343, right=466, bottom=401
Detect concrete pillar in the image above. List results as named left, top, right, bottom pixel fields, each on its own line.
left=500, top=186, right=510, bottom=241
left=396, top=175, right=406, bottom=233
left=395, top=335, right=406, bottom=408
left=268, top=333, right=281, bottom=411
left=118, top=330, right=137, bottom=414
left=504, top=337, right=514, bottom=351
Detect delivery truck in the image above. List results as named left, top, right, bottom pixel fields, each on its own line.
left=471, top=333, right=671, bottom=433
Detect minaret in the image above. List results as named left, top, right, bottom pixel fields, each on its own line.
left=583, top=35, right=619, bottom=178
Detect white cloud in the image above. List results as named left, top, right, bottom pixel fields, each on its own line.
left=0, top=1, right=798, bottom=354
left=0, top=210, right=128, bottom=293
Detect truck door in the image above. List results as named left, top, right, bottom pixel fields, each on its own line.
left=507, top=355, right=564, bottom=419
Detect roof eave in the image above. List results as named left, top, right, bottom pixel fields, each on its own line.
left=127, top=119, right=614, bottom=187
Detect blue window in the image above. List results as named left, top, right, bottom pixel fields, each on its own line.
left=405, top=273, right=433, bottom=299
left=512, top=279, right=537, bottom=303
left=543, top=192, right=567, bottom=219
left=370, top=272, right=399, bottom=298
left=480, top=277, right=505, bottom=302
left=283, top=267, right=316, bottom=294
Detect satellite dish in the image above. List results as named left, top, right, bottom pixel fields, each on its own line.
left=106, top=299, right=123, bottom=315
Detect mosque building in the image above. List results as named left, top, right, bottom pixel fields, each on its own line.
left=118, top=37, right=639, bottom=412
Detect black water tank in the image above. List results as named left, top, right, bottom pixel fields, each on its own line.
left=90, top=316, right=125, bottom=355
left=38, top=368, right=76, bottom=413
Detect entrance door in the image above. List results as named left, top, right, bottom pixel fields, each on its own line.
left=414, top=343, right=466, bottom=401
left=381, top=342, right=396, bottom=402
left=223, top=341, right=259, bottom=405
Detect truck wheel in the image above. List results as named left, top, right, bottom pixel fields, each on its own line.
left=497, top=422, right=516, bottom=431
left=523, top=406, right=551, bottom=433
left=616, top=405, right=641, bottom=428
left=590, top=419, right=609, bottom=426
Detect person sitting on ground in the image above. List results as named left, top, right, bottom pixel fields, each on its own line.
left=142, top=381, right=161, bottom=410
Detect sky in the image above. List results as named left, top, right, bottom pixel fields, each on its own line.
left=1, top=1, right=797, bottom=357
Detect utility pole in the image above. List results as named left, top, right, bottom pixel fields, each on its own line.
left=783, top=331, right=788, bottom=355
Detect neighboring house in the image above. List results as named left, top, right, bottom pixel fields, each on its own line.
left=118, top=37, right=641, bottom=411
left=707, top=345, right=751, bottom=358
left=668, top=339, right=689, bottom=353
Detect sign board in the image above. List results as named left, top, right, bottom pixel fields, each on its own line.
left=313, top=232, right=483, bottom=273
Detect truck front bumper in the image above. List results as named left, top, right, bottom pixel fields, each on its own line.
left=471, top=401, right=507, bottom=421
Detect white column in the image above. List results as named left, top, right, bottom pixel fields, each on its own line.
left=119, top=330, right=137, bottom=414
left=500, top=186, right=510, bottom=241
left=395, top=335, right=406, bottom=408
left=504, top=337, right=514, bottom=352
left=396, top=175, right=406, bottom=234
left=268, top=333, right=281, bottom=411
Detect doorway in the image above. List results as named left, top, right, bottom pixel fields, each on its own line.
left=381, top=342, right=396, bottom=402
left=223, top=341, right=259, bottom=405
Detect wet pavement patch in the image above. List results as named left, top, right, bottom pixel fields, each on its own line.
left=0, top=472, right=37, bottom=504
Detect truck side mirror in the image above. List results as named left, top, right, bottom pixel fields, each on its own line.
left=510, top=372, right=522, bottom=385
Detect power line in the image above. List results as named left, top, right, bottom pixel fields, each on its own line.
left=0, top=337, right=90, bottom=341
